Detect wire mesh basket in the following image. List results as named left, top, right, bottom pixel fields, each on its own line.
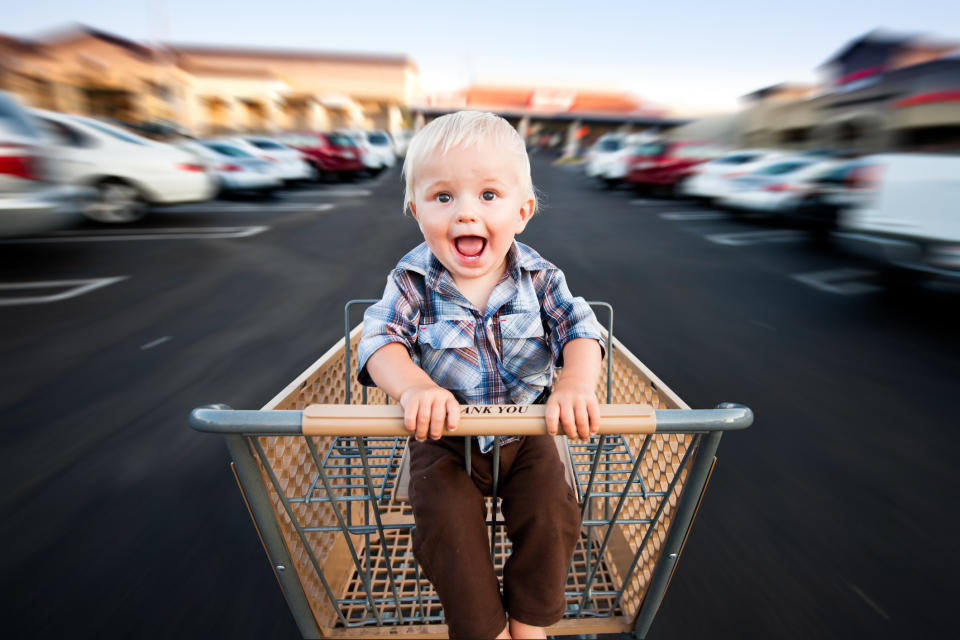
left=190, top=302, right=751, bottom=638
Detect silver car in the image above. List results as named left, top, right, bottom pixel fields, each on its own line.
left=0, top=92, right=86, bottom=237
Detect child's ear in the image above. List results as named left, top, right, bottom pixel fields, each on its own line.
left=409, top=202, right=418, bottom=218
left=515, top=197, right=535, bottom=233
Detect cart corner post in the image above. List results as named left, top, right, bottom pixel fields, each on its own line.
left=226, top=433, right=324, bottom=639
left=631, top=425, right=725, bottom=639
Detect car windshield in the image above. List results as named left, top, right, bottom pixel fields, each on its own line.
left=76, top=118, right=150, bottom=145
left=367, top=133, right=390, bottom=145
left=202, top=142, right=255, bottom=158
left=675, top=145, right=727, bottom=159
left=754, top=161, right=811, bottom=176
left=326, top=134, right=356, bottom=147
left=248, top=139, right=286, bottom=150
left=1, top=96, right=40, bottom=138
left=597, top=138, right=623, bottom=152
left=632, top=143, right=665, bottom=157
left=716, top=153, right=763, bottom=165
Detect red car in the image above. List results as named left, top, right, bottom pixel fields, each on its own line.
left=277, top=132, right=365, bottom=181
left=625, top=141, right=728, bottom=194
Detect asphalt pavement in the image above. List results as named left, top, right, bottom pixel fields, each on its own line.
left=1, top=158, right=957, bottom=639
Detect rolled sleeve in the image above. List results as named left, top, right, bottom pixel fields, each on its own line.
left=539, top=269, right=606, bottom=367
left=357, top=272, right=421, bottom=386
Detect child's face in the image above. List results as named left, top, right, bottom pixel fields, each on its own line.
left=410, top=139, right=534, bottom=292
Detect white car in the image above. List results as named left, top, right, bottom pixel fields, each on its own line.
left=182, top=140, right=281, bottom=196
left=583, top=133, right=658, bottom=187
left=31, top=110, right=215, bottom=223
left=392, top=129, right=413, bottom=157
left=363, top=130, right=397, bottom=170
left=717, top=158, right=839, bottom=215
left=340, top=130, right=392, bottom=174
left=583, top=133, right=625, bottom=184
left=835, top=154, right=960, bottom=280
left=224, top=137, right=312, bottom=182
left=0, top=92, right=86, bottom=236
left=680, top=149, right=787, bottom=201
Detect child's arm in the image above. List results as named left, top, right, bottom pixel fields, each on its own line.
left=545, top=337, right=603, bottom=440
left=365, top=343, right=461, bottom=441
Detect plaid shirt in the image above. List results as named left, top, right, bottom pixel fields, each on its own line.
left=358, top=241, right=605, bottom=453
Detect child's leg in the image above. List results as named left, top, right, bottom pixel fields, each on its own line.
left=498, top=435, right=581, bottom=631
left=408, top=437, right=507, bottom=639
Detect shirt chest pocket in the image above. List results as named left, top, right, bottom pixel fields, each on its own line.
left=498, top=312, right=552, bottom=386
left=416, top=321, right=482, bottom=390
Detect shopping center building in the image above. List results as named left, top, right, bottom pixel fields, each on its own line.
left=0, top=25, right=418, bottom=135
left=740, top=30, right=960, bottom=152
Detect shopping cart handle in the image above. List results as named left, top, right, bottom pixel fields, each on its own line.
left=301, top=403, right=656, bottom=436
left=189, top=403, right=753, bottom=435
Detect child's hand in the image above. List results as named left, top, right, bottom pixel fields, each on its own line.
left=399, top=383, right=461, bottom=441
left=545, top=378, right=600, bottom=441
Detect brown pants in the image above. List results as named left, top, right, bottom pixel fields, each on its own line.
left=408, top=435, right=581, bottom=639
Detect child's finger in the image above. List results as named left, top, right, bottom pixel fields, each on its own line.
left=445, top=398, right=460, bottom=431
left=403, top=398, right=419, bottom=434
left=415, top=403, right=431, bottom=441
left=429, top=397, right=446, bottom=439
left=544, top=400, right=560, bottom=435
left=587, top=398, right=601, bottom=434
left=574, top=401, right=590, bottom=440
left=560, top=403, right=577, bottom=440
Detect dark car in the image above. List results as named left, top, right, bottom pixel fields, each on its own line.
left=624, top=140, right=728, bottom=195
left=277, top=132, right=365, bottom=181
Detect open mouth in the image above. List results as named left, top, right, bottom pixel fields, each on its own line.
left=453, top=235, right=487, bottom=260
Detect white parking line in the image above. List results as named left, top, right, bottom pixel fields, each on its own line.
left=791, top=269, right=882, bottom=295
left=141, top=336, right=172, bottom=350
left=0, top=226, right=269, bottom=244
left=285, top=188, right=372, bottom=198
left=659, top=211, right=728, bottom=221
left=0, top=276, right=127, bottom=306
left=173, top=202, right=335, bottom=213
left=630, top=199, right=662, bottom=206
left=704, top=230, right=806, bottom=246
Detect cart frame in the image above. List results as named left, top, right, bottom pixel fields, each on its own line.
left=190, top=301, right=752, bottom=638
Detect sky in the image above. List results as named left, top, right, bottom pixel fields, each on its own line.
left=5, top=0, right=960, bottom=116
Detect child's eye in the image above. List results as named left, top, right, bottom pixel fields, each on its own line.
left=481, top=190, right=497, bottom=201
left=435, top=192, right=451, bottom=203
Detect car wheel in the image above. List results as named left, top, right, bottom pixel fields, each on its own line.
left=306, top=163, right=324, bottom=183
left=85, top=179, right=148, bottom=223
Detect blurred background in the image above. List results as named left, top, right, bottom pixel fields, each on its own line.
left=1, top=2, right=958, bottom=639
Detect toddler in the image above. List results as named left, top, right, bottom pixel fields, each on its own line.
left=358, top=110, right=604, bottom=639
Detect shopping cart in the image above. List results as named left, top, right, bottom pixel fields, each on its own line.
left=190, top=301, right=752, bottom=638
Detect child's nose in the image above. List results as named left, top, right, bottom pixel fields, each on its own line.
left=455, top=206, right=479, bottom=224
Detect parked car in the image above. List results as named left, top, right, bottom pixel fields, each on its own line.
left=338, top=130, right=390, bottom=175
left=392, top=129, right=413, bottom=157
left=583, top=133, right=657, bottom=188
left=180, top=140, right=281, bottom=197
left=0, top=92, right=87, bottom=236
left=583, top=133, right=624, bottom=186
left=784, top=159, right=880, bottom=231
left=625, top=140, right=729, bottom=195
left=277, top=132, right=365, bottom=181
left=716, top=157, right=840, bottom=215
left=362, top=130, right=397, bottom=170
left=679, top=149, right=788, bottom=201
left=31, top=110, right=215, bottom=223
left=224, top=136, right=312, bottom=183
left=834, top=154, right=960, bottom=280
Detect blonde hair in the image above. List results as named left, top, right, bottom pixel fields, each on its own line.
left=402, top=110, right=536, bottom=216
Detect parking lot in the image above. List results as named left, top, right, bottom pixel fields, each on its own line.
left=1, top=157, right=957, bottom=639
